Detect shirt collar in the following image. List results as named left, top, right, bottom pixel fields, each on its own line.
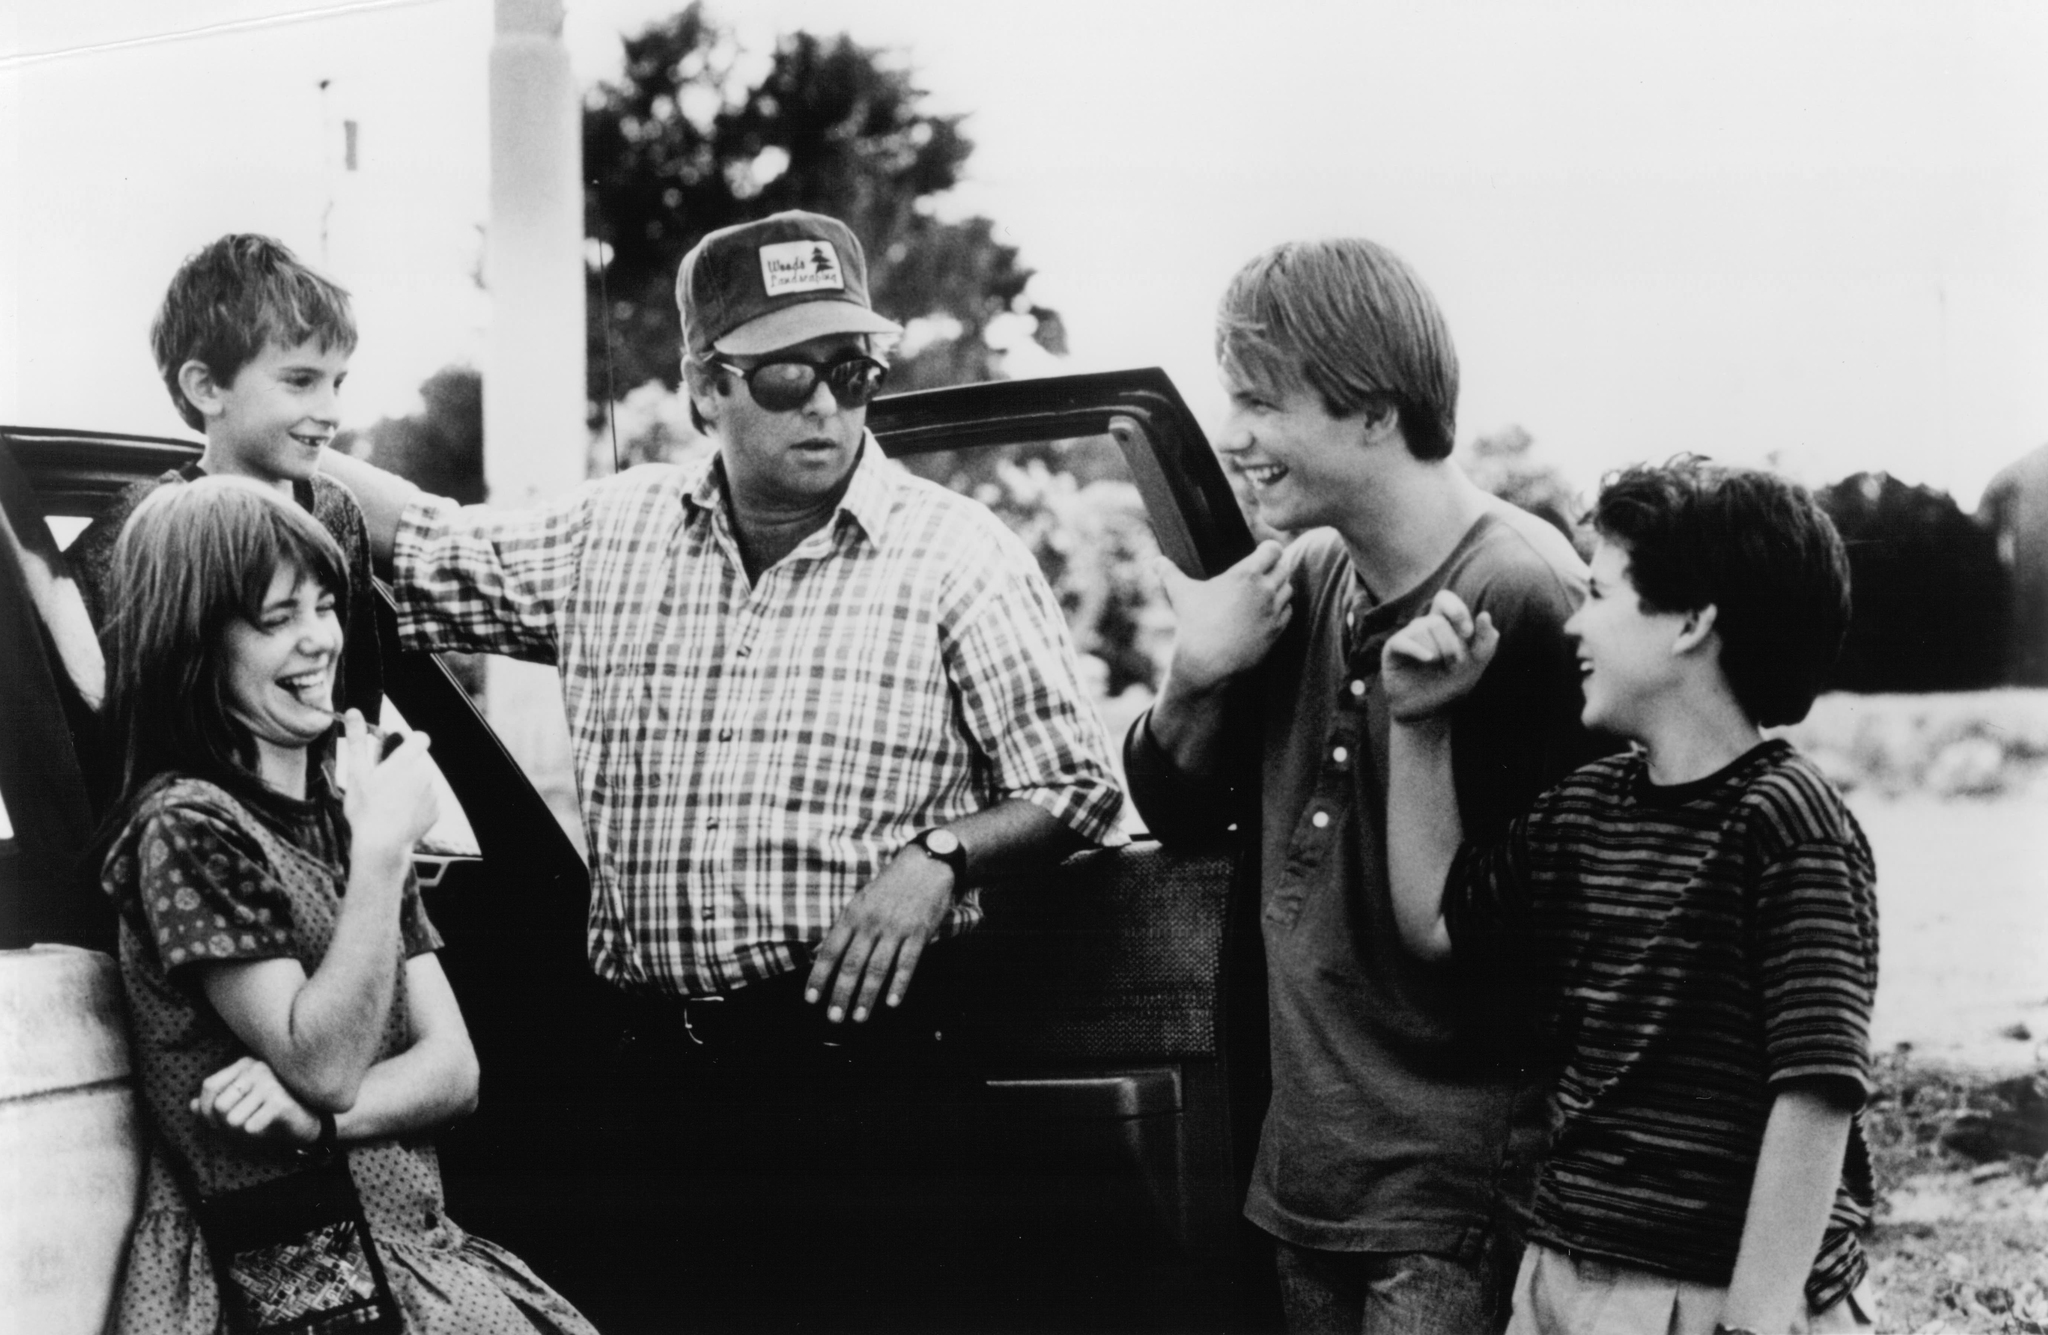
left=682, top=430, right=893, bottom=549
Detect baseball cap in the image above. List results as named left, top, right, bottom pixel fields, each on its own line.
left=676, top=210, right=903, bottom=358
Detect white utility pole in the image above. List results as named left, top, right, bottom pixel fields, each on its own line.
left=487, top=0, right=584, bottom=507
left=485, top=0, right=587, bottom=848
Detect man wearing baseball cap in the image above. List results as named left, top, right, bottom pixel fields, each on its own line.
left=324, top=209, right=1124, bottom=1328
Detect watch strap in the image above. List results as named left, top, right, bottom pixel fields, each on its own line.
left=296, top=1109, right=339, bottom=1164
left=908, top=827, right=968, bottom=887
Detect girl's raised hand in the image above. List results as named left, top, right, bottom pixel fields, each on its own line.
left=339, top=709, right=439, bottom=863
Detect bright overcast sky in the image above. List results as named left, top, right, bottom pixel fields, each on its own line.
left=5, top=0, right=2046, bottom=505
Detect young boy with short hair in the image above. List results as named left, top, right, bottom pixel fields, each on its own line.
left=73, top=234, right=382, bottom=725
left=1381, top=457, right=1879, bottom=1335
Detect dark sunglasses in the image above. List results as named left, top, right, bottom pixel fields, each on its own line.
left=712, top=354, right=889, bottom=413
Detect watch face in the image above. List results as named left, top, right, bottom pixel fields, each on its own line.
left=925, top=829, right=961, bottom=856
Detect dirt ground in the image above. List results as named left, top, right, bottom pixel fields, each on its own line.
left=1854, top=789, right=2048, bottom=1073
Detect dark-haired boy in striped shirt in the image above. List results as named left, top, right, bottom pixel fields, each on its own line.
left=1381, top=457, right=1879, bottom=1335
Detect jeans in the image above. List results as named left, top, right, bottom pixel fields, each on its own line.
left=1273, top=1230, right=1521, bottom=1335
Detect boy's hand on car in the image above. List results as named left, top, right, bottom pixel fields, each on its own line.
left=191, top=1055, right=323, bottom=1146
left=339, top=709, right=439, bottom=865
left=1382, top=589, right=1498, bottom=722
left=1153, top=540, right=1294, bottom=692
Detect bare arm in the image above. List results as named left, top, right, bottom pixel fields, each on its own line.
left=1381, top=591, right=1499, bottom=962
left=949, top=793, right=1090, bottom=878
left=1385, top=717, right=1460, bottom=961
left=193, top=955, right=479, bottom=1148
left=200, top=717, right=440, bottom=1110
left=319, top=448, right=430, bottom=575
left=1145, top=541, right=1294, bottom=777
left=1718, top=1084, right=1856, bottom=1332
left=332, top=954, right=480, bottom=1141
left=806, top=797, right=1082, bottom=1024
left=1145, top=676, right=1235, bottom=779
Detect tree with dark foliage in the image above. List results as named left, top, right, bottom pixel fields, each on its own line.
left=1460, top=424, right=1584, bottom=551
left=1815, top=472, right=2009, bottom=693
left=582, top=5, right=1063, bottom=417
left=337, top=366, right=486, bottom=504
left=335, top=366, right=489, bottom=695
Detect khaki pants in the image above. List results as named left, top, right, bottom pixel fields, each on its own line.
left=1504, top=1243, right=1878, bottom=1335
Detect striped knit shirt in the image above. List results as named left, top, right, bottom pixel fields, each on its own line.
left=388, top=437, right=1126, bottom=995
left=1443, top=739, right=1878, bottom=1310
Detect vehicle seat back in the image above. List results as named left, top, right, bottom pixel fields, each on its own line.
left=0, top=945, right=143, bottom=1335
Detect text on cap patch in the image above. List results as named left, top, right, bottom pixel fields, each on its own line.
left=759, top=240, right=846, bottom=297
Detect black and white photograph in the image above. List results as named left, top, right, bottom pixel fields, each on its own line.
left=3, top=3, right=2046, bottom=1333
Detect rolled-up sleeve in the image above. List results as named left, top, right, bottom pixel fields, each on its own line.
left=940, top=518, right=1127, bottom=845
left=1122, top=708, right=1248, bottom=849
left=389, top=487, right=597, bottom=663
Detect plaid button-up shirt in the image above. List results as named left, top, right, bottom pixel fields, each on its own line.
left=390, top=438, right=1125, bottom=995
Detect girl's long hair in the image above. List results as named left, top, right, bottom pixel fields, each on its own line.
left=100, top=476, right=350, bottom=810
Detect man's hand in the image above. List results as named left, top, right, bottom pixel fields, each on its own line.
left=191, top=1056, right=323, bottom=1146
left=1382, top=589, right=1499, bottom=723
left=805, top=851, right=955, bottom=1024
left=1155, top=540, right=1295, bottom=694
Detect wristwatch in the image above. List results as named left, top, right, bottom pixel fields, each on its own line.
left=906, top=827, right=969, bottom=888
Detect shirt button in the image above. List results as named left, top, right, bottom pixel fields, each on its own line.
left=1332, top=746, right=1349, bottom=764
left=1311, top=810, right=1330, bottom=829
left=718, top=727, right=733, bottom=742
left=1349, top=679, right=1367, bottom=697
left=736, top=644, right=752, bottom=658
left=706, top=819, right=719, bottom=831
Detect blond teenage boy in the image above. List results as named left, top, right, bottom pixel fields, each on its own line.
left=1382, top=458, right=1879, bottom=1335
left=1126, top=237, right=1596, bottom=1333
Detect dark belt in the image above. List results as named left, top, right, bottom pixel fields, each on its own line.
left=600, top=959, right=956, bottom=1067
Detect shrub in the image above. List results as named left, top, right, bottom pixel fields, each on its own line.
left=1814, top=473, right=2009, bottom=693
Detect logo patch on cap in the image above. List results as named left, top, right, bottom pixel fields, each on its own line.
left=759, top=240, right=846, bottom=297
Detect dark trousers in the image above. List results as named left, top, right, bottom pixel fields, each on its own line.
left=558, top=959, right=993, bottom=1335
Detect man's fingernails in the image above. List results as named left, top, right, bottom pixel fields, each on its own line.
left=887, top=993, right=902, bottom=1008
left=828, top=1006, right=844, bottom=1023
left=805, top=989, right=819, bottom=1004
left=853, top=1006, right=869, bottom=1023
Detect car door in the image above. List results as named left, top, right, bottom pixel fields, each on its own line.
left=0, top=371, right=1280, bottom=1332
left=864, top=369, right=1275, bottom=1331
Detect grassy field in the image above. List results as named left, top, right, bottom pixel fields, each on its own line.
left=1864, top=1054, right=2048, bottom=1333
